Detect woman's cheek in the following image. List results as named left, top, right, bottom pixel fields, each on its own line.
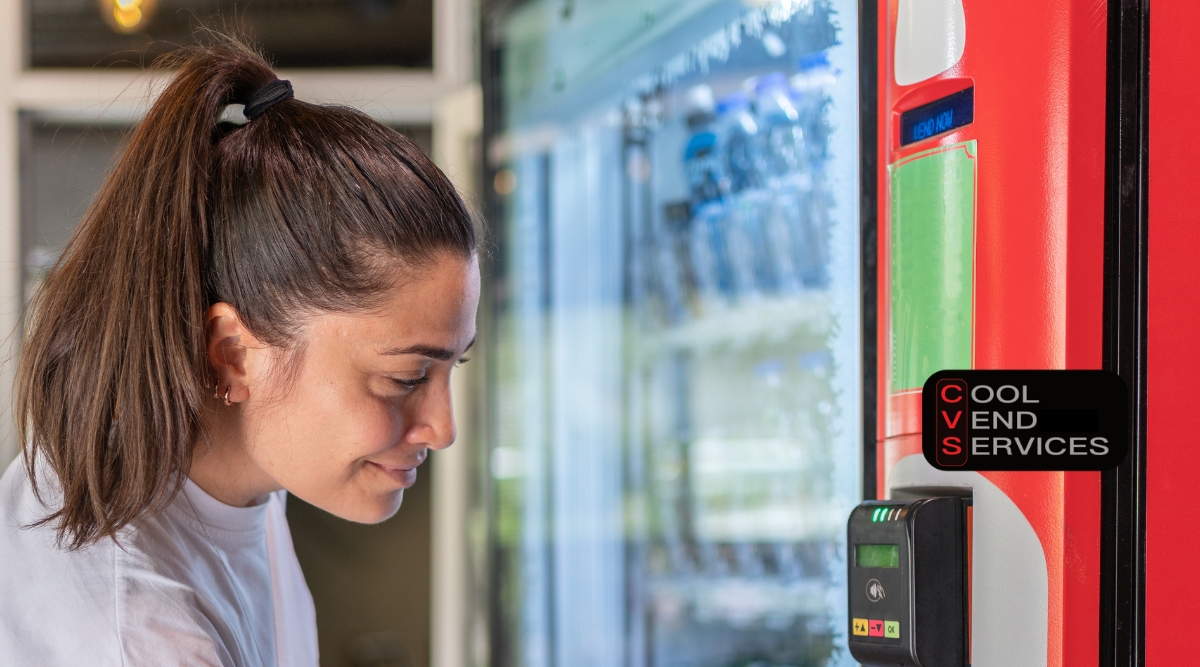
left=278, top=386, right=397, bottom=484
left=327, top=383, right=405, bottom=458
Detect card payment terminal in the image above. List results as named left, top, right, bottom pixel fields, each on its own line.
left=847, top=497, right=969, bottom=667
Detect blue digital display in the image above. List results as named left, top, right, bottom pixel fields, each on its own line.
left=899, top=87, right=974, bottom=146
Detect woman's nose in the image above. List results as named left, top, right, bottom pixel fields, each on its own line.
left=406, top=379, right=456, bottom=450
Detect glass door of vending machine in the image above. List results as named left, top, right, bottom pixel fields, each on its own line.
left=483, top=1, right=861, bottom=665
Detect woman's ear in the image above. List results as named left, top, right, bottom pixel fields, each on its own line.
left=206, top=302, right=261, bottom=404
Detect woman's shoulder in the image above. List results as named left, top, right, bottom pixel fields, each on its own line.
left=0, top=457, right=234, bottom=667
left=0, top=457, right=123, bottom=663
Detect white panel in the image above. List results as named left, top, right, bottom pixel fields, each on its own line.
left=0, top=0, right=20, bottom=470
left=894, top=0, right=966, bottom=86
left=888, top=455, right=1048, bottom=667
left=430, top=83, right=483, bottom=667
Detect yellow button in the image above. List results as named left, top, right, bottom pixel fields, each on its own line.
left=884, top=620, right=900, bottom=638
left=852, top=618, right=869, bottom=636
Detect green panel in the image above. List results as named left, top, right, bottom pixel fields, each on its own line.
left=856, top=544, right=899, bottom=568
left=889, top=141, right=976, bottom=391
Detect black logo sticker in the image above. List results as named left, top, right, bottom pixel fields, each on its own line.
left=922, top=370, right=1128, bottom=471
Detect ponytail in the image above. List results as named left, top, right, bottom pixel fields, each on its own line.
left=17, top=38, right=476, bottom=549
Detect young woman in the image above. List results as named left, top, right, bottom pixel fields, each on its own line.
left=0, top=40, right=479, bottom=666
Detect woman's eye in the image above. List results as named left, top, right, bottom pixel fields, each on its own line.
left=456, top=356, right=471, bottom=367
left=391, top=376, right=430, bottom=390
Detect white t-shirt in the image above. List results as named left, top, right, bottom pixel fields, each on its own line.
left=0, top=457, right=319, bottom=667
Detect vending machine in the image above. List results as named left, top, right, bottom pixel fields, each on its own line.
left=482, top=1, right=865, bottom=665
left=869, top=0, right=1109, bottom=665
left=480, top=0, right=1149, bottom=665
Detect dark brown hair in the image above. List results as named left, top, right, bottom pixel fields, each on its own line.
left=17, top=38, right=477, bottom=549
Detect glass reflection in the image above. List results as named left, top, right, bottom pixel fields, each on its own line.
left=487, top=1, right=861, bottom=665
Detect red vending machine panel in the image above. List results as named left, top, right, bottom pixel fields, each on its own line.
left=875, top=0, right=1107, bottom=665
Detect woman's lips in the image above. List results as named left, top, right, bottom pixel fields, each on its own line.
left=367, top=461, right=418, bottom=487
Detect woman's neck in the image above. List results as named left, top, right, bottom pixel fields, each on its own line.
left=189, top=411, right=282, bottom=508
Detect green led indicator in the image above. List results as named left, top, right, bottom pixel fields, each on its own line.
left=869, top=506, right=901, bottom=522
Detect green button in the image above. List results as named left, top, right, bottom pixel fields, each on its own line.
left=884, top=621, right=900, bottom=638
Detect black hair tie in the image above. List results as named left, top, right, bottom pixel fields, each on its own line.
left=243, top=79, right=294, bottom=120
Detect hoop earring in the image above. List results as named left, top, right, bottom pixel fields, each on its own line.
left=214, top=382, right=220, bottom=399
left=223, top=386, right=232, bottom=407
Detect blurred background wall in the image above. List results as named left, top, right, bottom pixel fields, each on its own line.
left=0, top=2, right=488, bottom=666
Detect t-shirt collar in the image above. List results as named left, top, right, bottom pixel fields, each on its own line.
left=180, top=478, right=270, bottom=534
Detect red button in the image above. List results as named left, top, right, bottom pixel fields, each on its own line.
left=868, top=619, right=885, bottom=637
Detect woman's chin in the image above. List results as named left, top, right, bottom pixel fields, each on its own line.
left=316, top=488, right=405, bottom=525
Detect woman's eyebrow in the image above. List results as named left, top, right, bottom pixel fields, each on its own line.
left=381, top=336, right=476, bottom=361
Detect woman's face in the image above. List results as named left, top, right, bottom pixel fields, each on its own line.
left=232, top=253, right=480, bottom=523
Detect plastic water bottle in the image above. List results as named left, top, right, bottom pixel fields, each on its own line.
left=682, top=85, right=722, bottom=209
left=688, top=201, right=729, bottom=309
left=790, top=53, right=840, bottom=287
left=682, top=85, right=731, bottom=310
left=755, top=72, right=807, bottom=294
left=757, top=72, right=806, bottom=175
left=716, top=92, right=765, bottom=300
left=790, top=51, right=839, bottom=167
left=716, top=91, right=762, bottom=193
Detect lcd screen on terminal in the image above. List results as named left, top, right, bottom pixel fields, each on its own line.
left=856, top=544, right=899, bottom=568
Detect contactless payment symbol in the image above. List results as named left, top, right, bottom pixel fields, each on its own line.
left=866, top=578, right=886, bottom=602
left=868, top=620, right=885, bottom=637
left=884, top=621, right=900, bottom=639
left=852, top=618, right=869, bottom=636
